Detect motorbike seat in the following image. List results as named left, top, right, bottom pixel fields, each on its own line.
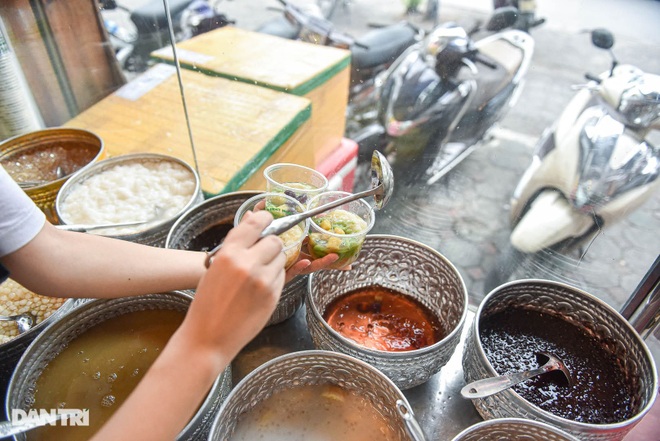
left=131, top=0, right=197, bottom=31
left=465, top=39, right=523, bottom=110
left=352, top=22, right=418, bottom=70
left=256, top=16, right=301, bottom=40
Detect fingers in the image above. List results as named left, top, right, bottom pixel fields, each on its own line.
left=305, top=253, right=339, bottom=272
left=224, top=210, right=273, bottom=248
left=284, top=259, right=312, bottom=283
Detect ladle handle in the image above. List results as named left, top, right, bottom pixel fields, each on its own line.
left=260, top=185, right=380, bottom=237
left=55, top=220, right=150, bottom=232
left=204, top=185, right=380, bottom=268
left=396, top=400, right=427, bottom=441
left=461, top=366, right=549, bottom=399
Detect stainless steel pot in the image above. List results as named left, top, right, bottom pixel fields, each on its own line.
left=451, top=417, right=580, bottom=441
left=306, top=234, right=469, bottom=390
left=55, top=153, right=203, bottom=247
left=208, top=350, right=417, bottom=440
left=462, top=279, right=658, bottom=441
left=5, top=291, right=231, bottom=441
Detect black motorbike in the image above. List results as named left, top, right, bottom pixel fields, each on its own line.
left=350, top=7, right=534, bottom=188
left=256, top=0, right=422, bottom=100
left=100, top=0, right=232, bottom=73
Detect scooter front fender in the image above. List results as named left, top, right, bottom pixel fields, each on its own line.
left=510, top=190, right=596, bottom=253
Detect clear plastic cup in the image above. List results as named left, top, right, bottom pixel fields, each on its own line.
left=307, top=191, right=375, bottom=269
left=263, top=163, right=329, bottom=205
left=234, top=193, right=308, bottom=270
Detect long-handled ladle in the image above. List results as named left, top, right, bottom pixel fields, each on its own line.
left=204, top=150, right=394, bottom=268
left=55, top=205, right=164, bottom=233
left=461, top=352, right=573, bottom=399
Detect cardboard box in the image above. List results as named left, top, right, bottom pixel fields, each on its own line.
left=152, top=26, right=351, bottom=166
left=64, top=64, right=313, bottom=196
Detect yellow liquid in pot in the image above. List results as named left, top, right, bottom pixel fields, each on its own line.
left=229, top=384, right=402, bottom=441
left=27, top=309, right=185, bottom=441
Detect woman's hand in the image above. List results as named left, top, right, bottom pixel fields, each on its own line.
left=179, top=209, right=286, bottom=361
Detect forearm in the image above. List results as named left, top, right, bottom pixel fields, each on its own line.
left=2, top=223, right=207, bottom=298
left=89, top=325, right=230, bottom=441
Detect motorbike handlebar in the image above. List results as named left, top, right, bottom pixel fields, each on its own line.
left=277, top=0, right=357, bottom=48
left=585, top=73, right=603, bottom=83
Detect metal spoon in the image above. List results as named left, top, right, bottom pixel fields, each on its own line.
left=461, top=352, right=573, bottom=399
left=17, top=166, right=66, bottom=189
left=0, top=313, right=35, bottom=334
left=204, top=151, right=394, bottom=268
left=56, top=205, right=164, bottom=233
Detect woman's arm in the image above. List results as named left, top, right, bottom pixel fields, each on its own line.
left=90, top=210, right=286, bottom=441
left=0, top=222, right=207, bottom=298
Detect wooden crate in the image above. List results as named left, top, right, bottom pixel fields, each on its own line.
left=151, top=26, right=350, bottom=166
left=64, top=64, right=313, bottom=196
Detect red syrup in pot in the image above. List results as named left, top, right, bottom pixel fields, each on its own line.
left=480, top=308, right=636, bottom=424
left=323, top=286, right=445, bottom=351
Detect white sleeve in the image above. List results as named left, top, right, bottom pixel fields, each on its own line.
left=0, top=165, right=46, bottom=257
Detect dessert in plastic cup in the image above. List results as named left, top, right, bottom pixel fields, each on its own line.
left=307, top=191, right=375, bottom=270
left=234, top=193, right=308, bottom=270
left=263, top=163, right=328, bottom=205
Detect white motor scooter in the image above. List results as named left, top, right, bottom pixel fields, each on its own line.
left=509, top=29, right=660, bottom=254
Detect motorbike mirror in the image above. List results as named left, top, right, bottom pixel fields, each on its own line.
left=486, top=6, right=519, bottom=32
left=99, top=0, right=117, bottom=9
left=591, top=28, right=614, bottom=50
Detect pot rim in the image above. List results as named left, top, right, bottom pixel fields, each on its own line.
left=165, top=190, right=262, bottom=249
left=472, top=278, right=659, bottom=430
left=306, top=233, right=469, bottom=358
left=450, top=417, right=581, bottom=441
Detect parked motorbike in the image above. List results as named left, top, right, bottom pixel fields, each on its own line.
left=493, top=0, right=545, bottom=33
left=351, top=7, right=533, bottom=188
left=256, top=0, right=422, bottom=100
left=509, top=28, right=660, bottom=254
left=99, top=0, right=232, bottom=73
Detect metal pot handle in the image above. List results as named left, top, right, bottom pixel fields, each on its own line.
left=396, top=400, right=427, bottom=441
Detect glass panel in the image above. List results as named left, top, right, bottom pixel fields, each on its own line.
left=1, top=0, right=658, bottom=418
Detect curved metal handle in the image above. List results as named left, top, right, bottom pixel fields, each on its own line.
left=396, top=400, right=427, bottom=441
left=55, top=219, right=151, bottom=233
left=204, top=185, right=381, bottom=268
left=460, top=366, right=549, bottom=399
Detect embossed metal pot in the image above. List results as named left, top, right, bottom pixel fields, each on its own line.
left=55, top=153, right=203, bottom=247
left=306, top=234, right=469, bottom=390
left=0, top=298, right=75, bottom=419
left=0, top=128, right=105, bottom=222
left=462, top=279, right=658, bottom=441
left=166, top=191, right=308, bottom=326
left=451, top=418, right=580, bottom=441
left=208, top=350, right=415, bottom=440
left=5, top=292, right=232, bottom=441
